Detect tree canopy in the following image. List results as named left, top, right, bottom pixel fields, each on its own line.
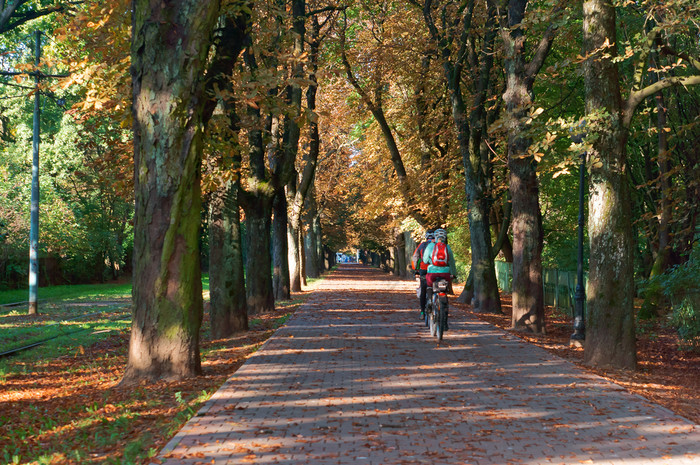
left=0, top=0, right=698, bottom=379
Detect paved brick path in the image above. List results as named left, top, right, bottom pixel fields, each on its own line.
left=160, top=265, right=699, bottom=464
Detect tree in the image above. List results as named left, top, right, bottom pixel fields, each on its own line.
left=582, top=0, right=700, bottom=369
left=496, top=0, right=562, bottom=333
left=421, top=0, right=502, bottom=313
left=123, top=0, right=221, bottom=382
left=203, top=3, right=251, bottom=339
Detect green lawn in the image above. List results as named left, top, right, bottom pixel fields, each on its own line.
left=0, top=276, right=211, bottom=358
left=0, top=275, right=210, bottom=307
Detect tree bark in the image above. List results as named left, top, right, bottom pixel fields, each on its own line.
left=203, top=8, right=250, bottom=339
left=244, top=194, right=275, bottom=314
left=422, top=0, right=501, bottom=313
left=125, top=0, right=221, bottom=382
left=208, top=180, right=248, bottom=338
left=240, top=47, right=275, bottom=313
left=499, top=0, right=558, bottom=333
left=286, top=179, right=303, bottom=292
left=582, top=0, right=636, bottom=370
left=304, top=189, right=320, bottom=279
left=273, top=189, right=291, bottom=300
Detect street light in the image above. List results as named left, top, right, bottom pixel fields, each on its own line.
left=570, top=127, right=586, bottom=347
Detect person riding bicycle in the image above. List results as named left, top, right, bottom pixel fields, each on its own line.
left=422, top=228, right=457, bottom=330
left=411, top=229, right=434, bottom=318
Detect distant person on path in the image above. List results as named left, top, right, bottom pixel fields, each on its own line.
left=422, top=228, right=458, bottom=328
left=411, top=229, right=435, bottom=318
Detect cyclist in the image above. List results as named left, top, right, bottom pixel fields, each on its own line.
left=411, top=229, right=435, bottom=319
left=422, top=228, right=458, bottom=330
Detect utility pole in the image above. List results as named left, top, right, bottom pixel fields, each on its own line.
left=28, top=30, right=41, bottom=315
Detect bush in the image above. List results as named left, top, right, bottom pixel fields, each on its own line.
left=657, top=251, right=700, bottom=351
left=669, top=296, right=700, bottom=351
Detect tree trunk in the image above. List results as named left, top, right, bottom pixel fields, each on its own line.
left=423, top=0, right=501, bottom=313
left=287, top=180, right=303, bottom=292
left=241, top=46, right=278, bottom=315
left=298, top=225, right=307, bottom=287
left=273, top=189, right=291, bottom=301
left=124, top=0, right=220, bottom=382
left=208, top=180, right=248, bottom=338
left=502, top=0, right=548, bottom=333
left=314, top=214, right=323, bottom=272
left=456, top=270, right=475, bottom=304
left=244, top=195, right=275, bottom=314
left=453, top=56, right=501, bottom=314
left=582, top=0, right=636, bottom=370
left=304, top=191, right=320, bottom=279
left=640, top=86, right=671, bottom=319
left=509, top=155, right=544, bottom=332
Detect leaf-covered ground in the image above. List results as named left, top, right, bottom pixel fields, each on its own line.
left=0, top=298, right=302, bottom=465
left=454, top=293, right=700, bottom=425
left=1, top=284, right=698, bottom=464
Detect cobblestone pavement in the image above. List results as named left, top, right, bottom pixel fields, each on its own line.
left=159, top=265, right=699, bottom=465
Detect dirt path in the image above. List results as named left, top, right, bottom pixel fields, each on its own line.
left=159, top=264, right=699, bottom=464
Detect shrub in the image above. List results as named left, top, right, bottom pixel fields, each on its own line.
left=658, top=251, right=700, bottom=351
left=669, top=296, right=700, bottom=351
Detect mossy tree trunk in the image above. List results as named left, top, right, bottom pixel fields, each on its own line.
left=244, top=193, right=275, bottom=313
left=208, top=179, right=248, bottom=337
left=304, top=188, right=320, bottom=279
left=203, top=8, right=250, bottom=339
left=499, top=0, right=559, bottom=333
left=124, top=0, right=220, bottom=382
left=273, top=190, right=291, bottom=300
left=582, top=0, right=636, bottom=370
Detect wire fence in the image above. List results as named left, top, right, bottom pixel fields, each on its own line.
left=494, top=261, right=588, bottom=316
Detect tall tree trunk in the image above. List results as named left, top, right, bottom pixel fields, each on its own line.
left=241, top=45, right=278, bottom=315
left=287, top=179, right=303, bottom=292
left=125, top=0, right=220, bottom=382
left=500, top=0, right=558, bottom=333
left=273, top=189, right=291, bottom=300
left=314, top=213, right=323, bottom=272
left=582, top=0, right=636, bottom=370
left=298, top=226, right=307, bottom=286
left=203, top=10, right=250, bottom=339
left=244, top=195, right=275, bottom=314
left=304, top=188, right=320, bottom=279
left=423, top=0, right=501, bottom=314
left=208, top=180, right=248, bottom=338
left=640, top=84, right=671, bottom=319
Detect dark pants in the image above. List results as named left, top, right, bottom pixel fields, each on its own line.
left=418, top=271, right=428, bottom=311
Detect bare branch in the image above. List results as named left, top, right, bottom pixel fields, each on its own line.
left=306, top=4, right=346, bottom=18
left=524, top=3, right=565, bottom=83
left=1, top=1, right=82, bottom=35
left=624, top=74, right=700, bottom=129
left=631, top=26, right=660, bottom=92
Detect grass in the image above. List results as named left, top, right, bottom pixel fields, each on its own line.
left=0, top=275, right=212, bottom=364
left=0, top=274, right=210, bottom=308
left=0, top=271, right=317, bottom=464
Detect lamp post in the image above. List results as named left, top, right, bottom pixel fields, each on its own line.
left=28, top=30, right=41, bottom=315
left=570, top=130, right=586, bottom=347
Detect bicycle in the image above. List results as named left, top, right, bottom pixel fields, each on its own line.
left=427, top=277, right=450, bottom=341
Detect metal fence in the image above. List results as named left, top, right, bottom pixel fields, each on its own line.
left=494, top=261, right=588, bottom=316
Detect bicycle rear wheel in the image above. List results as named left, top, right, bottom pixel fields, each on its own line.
left=436, top=304, right=447, bottom=341
left=436, top=300, right=444, bottom=341
left=429, top=298, right=437, bottom=337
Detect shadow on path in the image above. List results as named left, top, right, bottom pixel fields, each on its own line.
left=160, top=264, right=699, bottom=465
